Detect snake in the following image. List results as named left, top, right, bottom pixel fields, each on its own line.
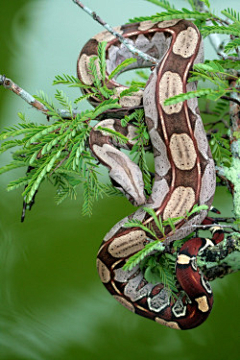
left=77, top=19, right=223, bottom=330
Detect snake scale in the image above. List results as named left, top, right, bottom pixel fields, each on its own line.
left=77, top=19, right=223, bottom=330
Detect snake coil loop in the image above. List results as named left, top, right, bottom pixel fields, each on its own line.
left=77, top=19, right=222, bottom=330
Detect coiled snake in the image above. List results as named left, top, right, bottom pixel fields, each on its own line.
left=77, top=19, right=223, bottom=330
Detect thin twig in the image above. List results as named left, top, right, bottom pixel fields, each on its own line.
left=210, top=217, right=236, bottom=223
left=192, top=223, right=236, bottom=231
left=201, top=235, right=239, bottom=281
left=0, top=74, right=143, bottom=120
left=0, top=75, right=48, bottom=113
left=220, top=95, right=240, bottom=106
left=0, top=74, right=78, bottom=119
left=72, top=0, right=158, bottom=65
left=203, top=262, right=237, bottom=281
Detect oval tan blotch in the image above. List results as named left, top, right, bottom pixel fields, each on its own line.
left=96, top=258, right=111, bottom=283
left=163, top=186, right=195, bottom=220
left=138, top=20, right=158, bottom=31
left=173, top=27, right=199, bottom=58
left=195, top=296, right=209, bottom=312
left=170, top=133, right=197, bottom=170
left=93, top=26, right=123, bottom=42
left=159, top=71, right=183, bottom=114
left=113, top=295, right=135, bottom=312
left=155, top=317, right=180, bottom=330
left=177, top=254, right=191, bottom=265
left=94, top=119, right=115, bottom=135
left=108, top=230, right=145, bottom=258
left=127, top=125, right=138, bottom=145
left=78, top=54, right=97, bottom=85
left=157, top=19, right=181, bottom=28
left=119, top=95, right=142, bottom=107
left=114, top=87, right=143, bottom=107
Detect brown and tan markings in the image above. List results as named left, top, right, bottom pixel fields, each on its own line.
left=77, top=19, right=223, bottom=330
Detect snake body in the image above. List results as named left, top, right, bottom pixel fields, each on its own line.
left=77, top=20, right=222, bottom=329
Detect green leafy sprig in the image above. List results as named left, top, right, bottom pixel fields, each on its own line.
left=130, top=9, right=210, bottom=24
left=124, top=109, right=153, bottom=194
left=164, top=61, right=239, bottom=106
left=210, top=133, right=232, bottom=167
left=1, top=1, right=239, bottom=219
left=140, top=252, right=179, bottom=297
left=0, top=42, right=151, bottom=216
left=0, top=89, right=126, bottom=213
left=123, top=204, right=208, bottom=271
left=122, top=204, right=208, bottom=298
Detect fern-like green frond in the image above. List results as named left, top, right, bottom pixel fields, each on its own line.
left=144, top=207, right=166, bottom=235
left=224, top=39, right=240, bottom=54
left=125, top=109, right=152, bottom=194
left=0, top=139, right=24, bottom=154
left=100, top=183, right=124, bottom=197
left=140, top=252, right=178, bottom=296
left=129, top=9, right=210, bottom=23
left=0, top=161, right=26, bottom=175
left=201, top=24, right=240, bottom=38
left=53, top=74, right=84, bottom=86
left=108, top=58, right=137, bottom=80
left=97, top=41, right=107, bottom=82
left=82, top=179, right=94, bottom=216
left=152, top=9, right=210, bottom=22
left=199, top=0, right=210, bottom=9
left=55, top=90, right=73, bottom=117
left=92, top=99, right=121, bottom=118
left=7, top=176, right=30, bottom=192
left=221, top=8, right=240, bottom=23
left=123, top=240, right=165, bottom=271
left=34, top=91, right=63, bottom=121
left=164, top=88, right=218, bottom=106
left=89, top=55, right=102, bottom=89
left=210, top=133, right=232, bottom=167
left=119, top=86, right=141, bottom=97
left=82, top=169, right=104, bottom=216
left=212, top=99, right=230, bottom=119
left=0, top=123, right=39, bottom=141
left=124, top=219, right=158, bottom=239
left=98, top=85, right=113, bottom=99
left=97, top=126, right=129, bottom=145
left=53, top=171, right=81, bottom=205
left=205, top=59, right=240, bottom=71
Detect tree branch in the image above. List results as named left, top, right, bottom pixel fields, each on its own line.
left=72, top=0, right=158, bottom=65
left=0, top=74, right=144, bottom=120
left=218, top=73, right=240, bottom=223
left=0, top=74, right=79, bottom=119
left=220, top=95, right=240, bottom=106
left=0, top=75, right=48, bottom=114
left=201, top=234, right=240, bottom=281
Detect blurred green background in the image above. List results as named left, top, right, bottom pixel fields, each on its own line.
left=0, top=1, right=239, bottom=359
